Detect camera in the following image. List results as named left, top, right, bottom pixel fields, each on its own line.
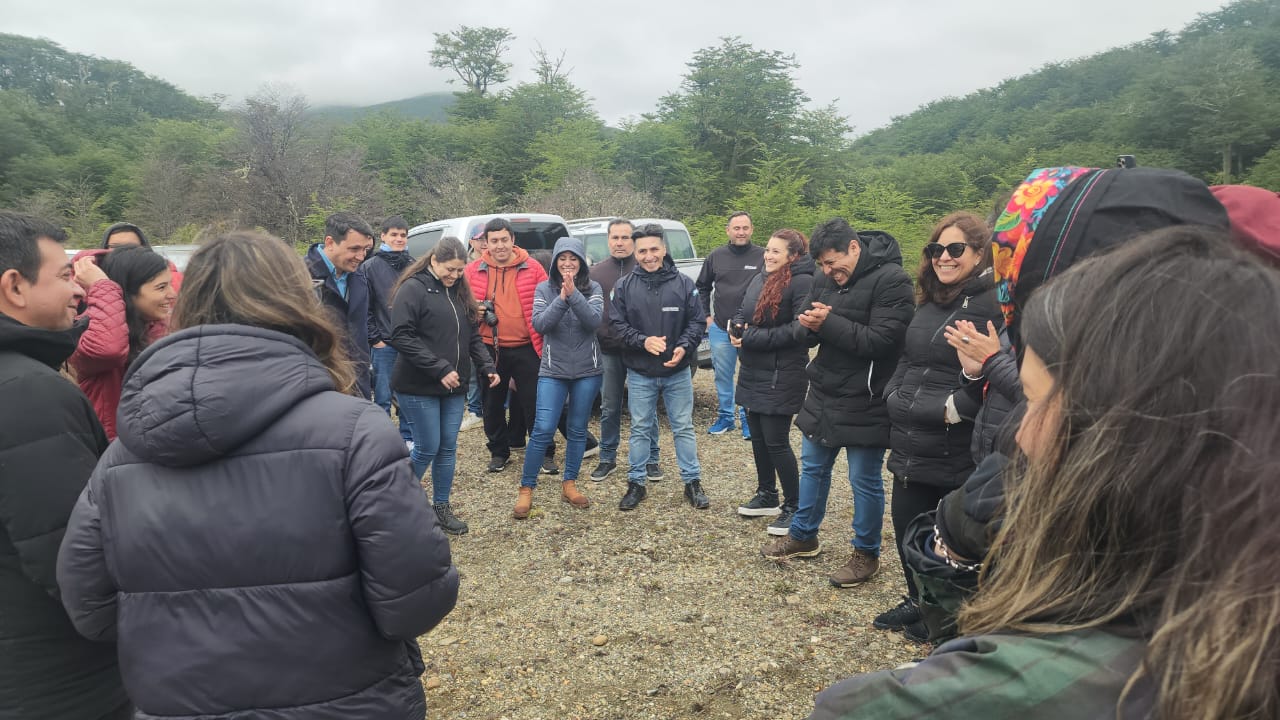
left=730, top=321, right=745, bottom=339
left=480, top=300, right=499, bottom=327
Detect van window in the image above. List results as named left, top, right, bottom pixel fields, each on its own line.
left=579, top=233, right=608, bottom=263
left=468, top=221, right=569, bottom=253
left=406, top=228, right=444, bottom=257
left=665, top=228, right=696, bottom=261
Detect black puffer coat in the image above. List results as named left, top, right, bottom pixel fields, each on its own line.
left=886, top=270, right=1002, bottom=488
left=733, top=254, right=815, bottom=416
left=956, top=328, right=1023, bottom=464
left=57, top=324, right=459, bottom=720
left=390, top=268, right=495, bottom=398
left=794, top=231, right=915, bottom=449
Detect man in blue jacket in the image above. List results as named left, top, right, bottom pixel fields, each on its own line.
left=306, top=212, right=374, bottom=398
left=609, top=224, right=708, bottom=511
left=362, top=215, right=414, bottom=445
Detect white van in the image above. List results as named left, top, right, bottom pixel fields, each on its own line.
left=406, top=213, right=571, bottom=258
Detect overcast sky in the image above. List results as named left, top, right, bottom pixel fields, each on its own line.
left=2, top=0, right=1229, bottom=134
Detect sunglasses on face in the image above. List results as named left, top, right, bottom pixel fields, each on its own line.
left=924, top=242, right=970, bottom=260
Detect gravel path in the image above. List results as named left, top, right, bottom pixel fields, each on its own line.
left=415, top=370, right=920, bottom=719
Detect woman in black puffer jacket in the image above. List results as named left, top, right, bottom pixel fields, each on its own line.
left=729, top=229, right=815, bottom=535
left=56, top=232, right=459, bottom=720
left=876, top=212, right=1003, bottom=642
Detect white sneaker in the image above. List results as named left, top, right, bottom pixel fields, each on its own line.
left=405, top=440, right=415, bottom=452
left=459, top=413, right=483, bottom=432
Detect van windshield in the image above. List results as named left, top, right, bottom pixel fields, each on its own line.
left=578, top=227, right=695, bottom=264
left=466, top=221, right=569, bottom=253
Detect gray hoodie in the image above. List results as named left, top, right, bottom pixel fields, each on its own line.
left=532, top=237, right=604, bottom=379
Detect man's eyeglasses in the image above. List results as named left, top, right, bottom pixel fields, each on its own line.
left=924, top=242, right=970, bottom=260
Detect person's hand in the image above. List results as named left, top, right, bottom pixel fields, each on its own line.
left=706, top=315, right=714, bottom=329
left=373, top=341, right=387, bottom=349
left=644, top=336, right=667, bottom=356
left=798, top=301, right=831, bottom=331
left=73, top=256, right=107, bottom=290
left=945, top=320, right=1000, bottom=376
left=663, top=346, right=687, bottom=368
left=729, top=325, right=744, bottom=348
left=487, top=372, right=502, bottom=388
left=561, top=274, right=573, bottom=299
left=440, top=370, right=461, bottom=390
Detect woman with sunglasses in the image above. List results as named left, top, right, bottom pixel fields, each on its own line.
left=875, top=211, right=1002, bottom=642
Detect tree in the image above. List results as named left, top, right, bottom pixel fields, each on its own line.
left=234, top=85, right=316, bottom=243
left=517, top=169, right=660, bottom=219
left=430, top=26, right=514, bottom=96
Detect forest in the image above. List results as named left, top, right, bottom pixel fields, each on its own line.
left=1, top=0, right=1278, bottom=258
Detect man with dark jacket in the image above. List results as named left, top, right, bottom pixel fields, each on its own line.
left=610, top=224, right=708, bottom=511
left=362, top=215, right=414, bottom=445
left=761, top=218, right=914, bottom=590
left=695, top=211, right=765, bottom=438
left=588, top=218, right=660, bottom=482
left=306, top=212, right=374, bottom=398
left=0, top=212, right=130, bottom=720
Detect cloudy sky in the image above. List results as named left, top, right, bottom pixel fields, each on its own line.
left=3, top=0, right=1229, bottom=133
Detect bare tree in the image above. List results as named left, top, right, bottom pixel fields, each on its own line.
left=517, top=169, right=662, bottom=219
left=234, top=85, right=315, bottom=243
left=401, top=157, right=499, bottom=220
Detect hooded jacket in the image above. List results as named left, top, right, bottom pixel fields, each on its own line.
left=0, top=314, right=128, bottom=720
left=465, top=245, right=547, bottom=355
left=610, top=254, right=704, bottom=377
left=56, top=324, right=459, bottom=719
left=732, top=254, right=816, bottom=416
left=589, top=252, right=637, bottom=354
left=101, top=222, right=183, bottom=293
left=533, top=238, right=604, bottom=380
left=794, top=231, right=915, bottom=449
left=362, top=248, right=415, bottom=346
left=696, top=241, right=766, bottom=328
left=389, top=266, right=495, bottom=398
left=305, top=244, right=372, bottom=398
left=885, top=269, right=1002, bottom=488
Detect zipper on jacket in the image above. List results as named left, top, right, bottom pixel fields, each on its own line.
left=447, top=284, right=462, bottom=393
left=866, top=360, right=876, bottom=399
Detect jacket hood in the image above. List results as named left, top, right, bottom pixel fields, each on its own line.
left=853, top=230, right=904, bottom=280
left=0, top=312, right=87, bottom=368
left=480, top=244, right=531, bottom=269
left=116, top=324, right=335, bottom=467
left=550, top=237, right=589, bottom=286
left=790, top=253, right=817, bottom=277
left=101, top=222, right=149, bottom=248
left=1210, top=184, right=1280, bottom=268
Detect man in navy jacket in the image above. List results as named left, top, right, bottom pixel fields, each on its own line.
left=306, top=212, right=374, bottom=398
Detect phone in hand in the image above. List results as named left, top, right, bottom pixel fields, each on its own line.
left=730, top=321, right=745, bottom=339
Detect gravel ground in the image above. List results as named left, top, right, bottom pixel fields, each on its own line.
left=415, top=369, right=921, bottom=720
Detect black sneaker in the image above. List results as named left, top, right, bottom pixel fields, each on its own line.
left=873, top=597, right=922, bottom=631
left=540, top=456, right=560, bottom=475
left=590, top=460, right=616, bottom=482
left=684, top=480, right=710, bottom=509
left=619, top=482, right=646, bottom=511
left=433, top=502, right=469, bottom=535
left=766, top=506, right=795, bottom=536
left=903, top=619, right=931, bottom=644
left=737, top=490, right=781, bottom=517
left=487, top=456, right=508, bottom=473
left=646, top=463, right=663, bottom=482
left=583, top=435, right=600, bottom=458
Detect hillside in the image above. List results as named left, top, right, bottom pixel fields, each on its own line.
left=312, top=92, right=456, bottom=123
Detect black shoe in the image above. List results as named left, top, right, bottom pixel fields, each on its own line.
left=619, top=482, right=646, bottom=511
left=903, top=619, right=931, bottom=644
left=590, top=460, right=616, bottom=482
left=684, top=480, right=710, bottom=509
left=583, top=435, right=600, bottom=458
left=873, top=597, right=922, bottom=631
left=737, top=490, right=781, bottom=517
left=487, top=455, right=508, bottom=473
left=646, top=463, right=663, bottom=482
left=540, top=456, right=560, bottom=475
left=433, top=502, right=469, bottom=535
left=766, top=506, right=795, bottom=536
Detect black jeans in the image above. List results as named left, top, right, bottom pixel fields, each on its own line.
left=484, top=343, right=541, bottom=460
left=746, top=411, right=799, bottom=508
left=891, top=475, right=949, bottom=598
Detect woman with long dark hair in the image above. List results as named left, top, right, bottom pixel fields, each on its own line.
left=69, top=245, right=175, bottom=439
left=809, top=226, right=1280, bottom=719
left=512, top=237, right=604, bottom=519
left=57, top=231, right=459, bottom=719
left=729, top=229, right=814, bottom=534
left=390, top=236, right=500, bottom=536
left=876, top=212, right=1002, bottom=640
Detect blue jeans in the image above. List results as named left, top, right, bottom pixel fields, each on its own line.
left=371, top=345, right=412, bottom=442
left=599, top=353, right=658, bottom=464
left=398, top=393, right=465, bottom=505
left=789, top=438, right=886, bottom=555
left=707, top=323, right=744, bottom=423
left=520, top=375, right=604, bottom=487
left=465, top=370, right=482, bottom=416
left=626, top=370, right=700, bottom=485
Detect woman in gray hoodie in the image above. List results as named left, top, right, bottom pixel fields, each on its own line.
left=512, top=237, right=604, bottom=518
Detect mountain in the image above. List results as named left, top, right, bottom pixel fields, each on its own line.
left=311, top=92, right=456, bottom=123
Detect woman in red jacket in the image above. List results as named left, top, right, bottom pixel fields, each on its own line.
left=69, top=246, right=175, bottom=439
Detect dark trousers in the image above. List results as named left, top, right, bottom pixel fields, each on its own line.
left=484, top=343, right=541, bottom=460
left=891, top=476, right=949, bottom=598
left=746, top=411, right=799, bottom=508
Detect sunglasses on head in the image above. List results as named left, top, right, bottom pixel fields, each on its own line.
left=924, top=242, right=970, bottom=259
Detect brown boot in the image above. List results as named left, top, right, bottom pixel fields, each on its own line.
left=561, top=480, right=590, bottom=509
left=513, top=486, right=534, bottom=519
left=828, top=549, right=880, bottom=587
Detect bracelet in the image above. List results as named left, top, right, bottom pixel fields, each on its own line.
left=961, top=369, right=984, bottom=382
left=933, top=525, right=983, bottom=572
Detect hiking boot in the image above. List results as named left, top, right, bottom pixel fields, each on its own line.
left=737, top=490, right=781, bottom=517
left=646, top=463, right=663, bottom=482
left=829, top=549, right=880, bottom=587
left=708, top=417, right=734, bottom=435
left=583, top=435, right=600, bottom=457
left=487, top=455, right=508, bottom=473
left=760, top=534, right=821, bottom=560
left=590, top=460, right=616, bottom=482
left=512, top=486, right=534, bottom=519
left=873, top=597, right=921, bottom=631
left=561, top=480, right=589, bottom=509
left=684, top=480, right=710, bottom=509
left=903, top=619, right=931, bottom=644
left=433, top=502, right=469, bottom=535
left=540, top=456, right=560, bottom=475
left=619, top=482, right=646, bottom=511
left=766, top=505, right=796, bottom=536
